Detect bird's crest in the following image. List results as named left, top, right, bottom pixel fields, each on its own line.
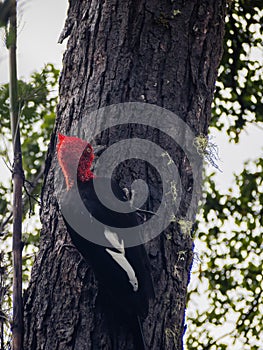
left=57, top=133, right=94, bottom=190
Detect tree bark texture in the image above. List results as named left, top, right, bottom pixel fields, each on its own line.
left=24, top=1, right=226, bottom=349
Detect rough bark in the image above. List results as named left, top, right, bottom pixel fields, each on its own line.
left=24, top=1, right=226, bottom=349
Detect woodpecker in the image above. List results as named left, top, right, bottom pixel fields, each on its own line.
left=57, top=133, right=154, bottom=350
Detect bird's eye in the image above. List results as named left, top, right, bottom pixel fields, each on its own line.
left=86, top=147, right=91, bottom=153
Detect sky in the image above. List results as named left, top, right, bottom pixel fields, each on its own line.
left=0, top=0, right=67, bottom=83
left=0, top=0, right=68, bottom=182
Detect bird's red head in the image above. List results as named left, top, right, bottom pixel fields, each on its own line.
left=57, top=133, right=95, bottom=190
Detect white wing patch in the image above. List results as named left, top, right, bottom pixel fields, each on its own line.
left=104, top=228, right=138, bottom=292
left=104, top=228, right=124, bottom=253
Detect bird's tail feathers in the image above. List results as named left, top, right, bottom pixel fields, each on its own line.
left=132, top=315, right=146, bottom=350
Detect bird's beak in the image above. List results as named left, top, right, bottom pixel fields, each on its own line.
left=93, top=145, right=106, bottom=156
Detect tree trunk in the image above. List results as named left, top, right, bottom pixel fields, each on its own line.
left=24, top=1, right=226, bottom=349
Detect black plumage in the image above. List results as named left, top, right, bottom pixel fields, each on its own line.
left=61, top=178, right=154, bottom=349
left=57, top=134, right=154, bottom=349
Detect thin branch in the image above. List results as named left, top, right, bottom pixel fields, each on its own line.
left=0, top=164, right=45, bottom=233
left=8, top=1, right=24, bottom=349
left=203, top=289, right=263, bottom=349
left=2, top=156, right=12, bottom=173
left=133, top=207, right=158, bottom=216
left=202, top=328, right=237, bottom=349
left=0, top=211, right=13, bottom=235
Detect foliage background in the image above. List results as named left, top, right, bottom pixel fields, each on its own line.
left=186, top=1, right=263, bottom=349
left=0, top=63, right=59, bottom=348
left=0, top=0, right=262, bottom=349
